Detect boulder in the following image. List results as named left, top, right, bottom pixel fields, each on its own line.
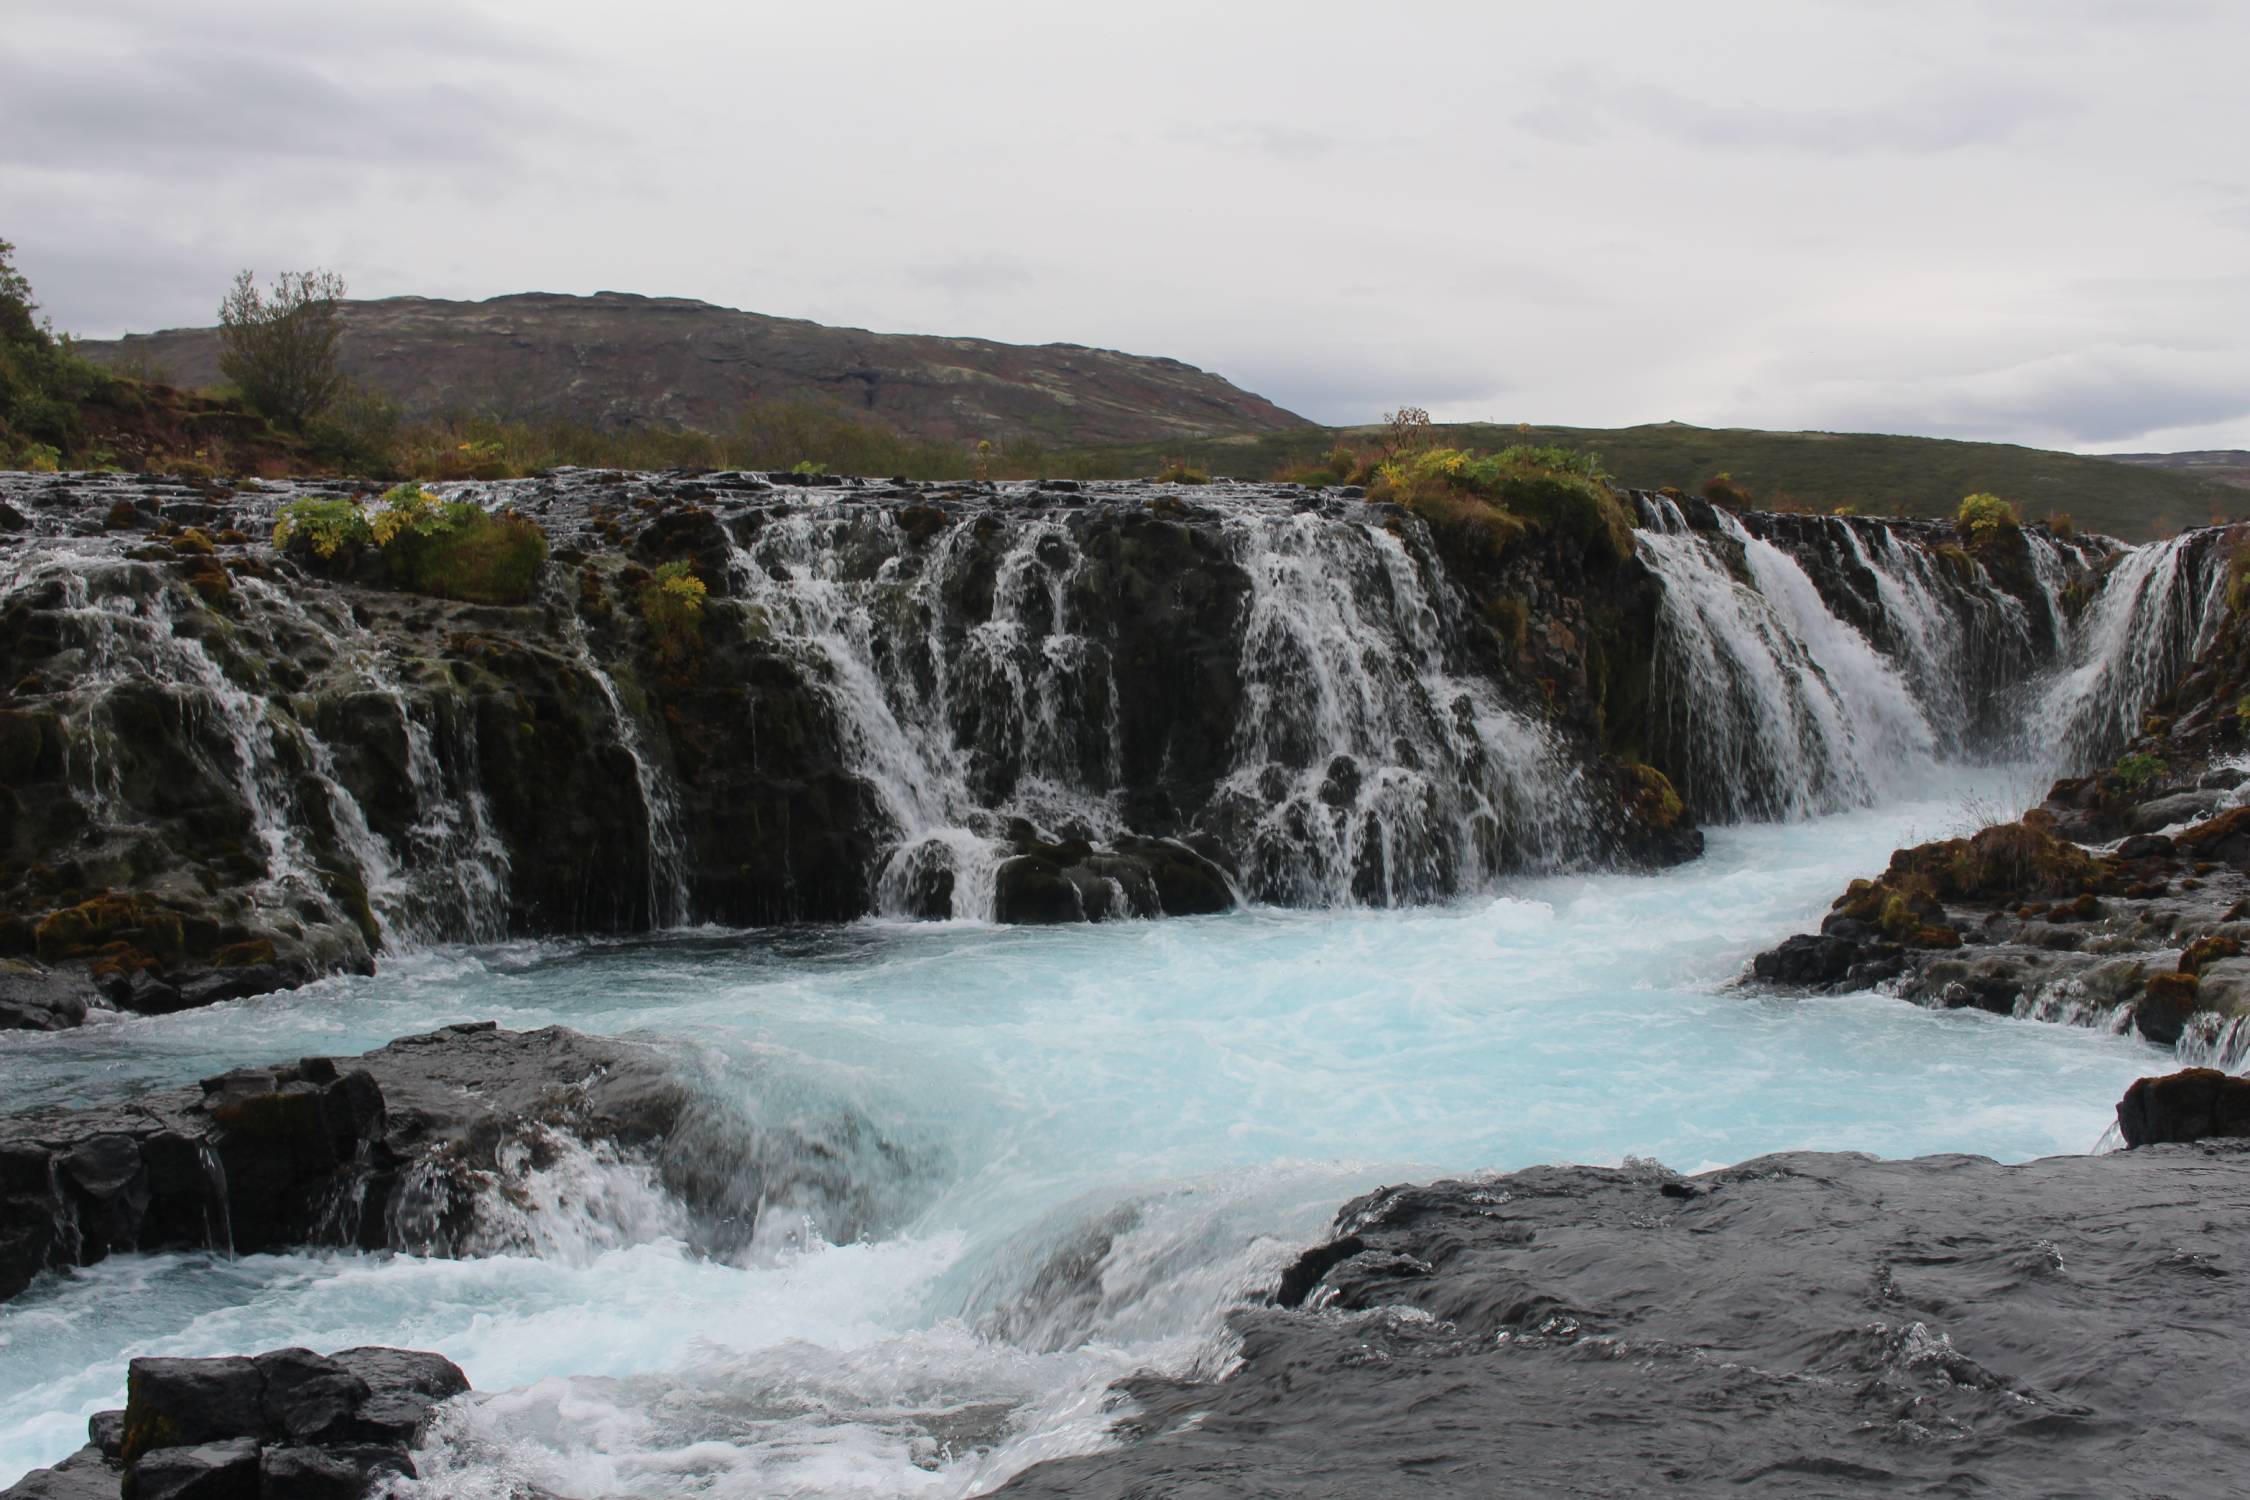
left=5, top=1346, right=468, bottom=1500
left=1750, top=933, right=1859, bottom=986
left=0, top=1023, right=693, bottom=1302
left=0, top=962, right=98, bottom=1032
left=2117, top=1068, right=2250, bottom=1146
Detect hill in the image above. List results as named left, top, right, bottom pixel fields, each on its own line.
left=2103, top=449, right=2250, bottom=493
left=1070, top=421, right=2244, bottom=542
left=73, top=291, right=1312, bottom=448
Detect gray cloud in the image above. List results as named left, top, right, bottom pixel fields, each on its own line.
left=5, top=0, right=2249, bottom=451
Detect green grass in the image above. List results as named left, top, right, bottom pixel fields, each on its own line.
left=1064, top=421, right=2240, bottom=542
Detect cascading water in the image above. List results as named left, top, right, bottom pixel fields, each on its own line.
left=723, top=488, right=1596, bottom=917
left=1208, top=509, right=1586, bottom=904
left=2025, top=529, right=2233, bottom=768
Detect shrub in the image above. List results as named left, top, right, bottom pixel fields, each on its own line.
left=1154, top=458, right=1210, bottom=485
left=1382, top=406, right=1434, bottom=455
left=639, top=559, right=707, bottom=664
left=1702, top=472, right=1754, bottom=509
left=277, top=484, right=546, bottom=602
left=2113, top=751, right=2163, bottom=790
left=272, top=495, right=373, bottom=559
left=1956, top=492, right=2020, bottom=544
left=372, top=484, right=547, bottom=604
left=217, top=268, right=347, bottom=430
left=2044, top=511, right=2077, bottom=539
left=0, top=239, right=105, bottom=456
left=1368, top=443, right=1631, bottom=565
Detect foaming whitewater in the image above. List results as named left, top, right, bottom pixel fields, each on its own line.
left=0, top=774, right=2174, bottom=1496
left=1636, top=498, right=1936, bottom=819
left=725, top=494, right=1586, bottom=916
left=1206, top=510, right=1584, bottom=904
left=1631, top=497, right=2236, bottom=816
left=2027, top=528, right=2234, bottom=768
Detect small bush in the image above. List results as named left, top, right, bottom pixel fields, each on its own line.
left=1957, top=492, right=2020, bottom=544
left=1702, top=472, right=1754, bottom=509
left=2113, top=751, right=2163, bottom=790
left=639, top=559, right=707, bottom=664
left=277, top=484, right=546, bottom=602
left=2044, top=511, right=2077, bottom=539
left=273, top=495, right=373, bottom=558
left=1368, top=443, right=1630, bottom=565
left=1154, top=459, right=1210, bottom=485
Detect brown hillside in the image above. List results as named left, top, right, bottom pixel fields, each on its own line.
left=76, top=292, right=1312, bottom=446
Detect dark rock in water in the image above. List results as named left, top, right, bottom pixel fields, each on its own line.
left=0, top=961, right=98, bottom=1031
left=2118, top=1067, right=2250, bottom=1146
left=996, top=1145, right=2250, bottom=1499
left=1749, top=932, right=1858, bottom=985
left=1, top=1346, right=465, bottom=1500
left=0, top=1023, right=693, bottom=1302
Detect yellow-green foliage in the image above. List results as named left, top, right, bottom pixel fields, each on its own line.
left=639, top=560, right=707, bottom=663
left=273, top=495, right=373, bottom=557
left=1957, top=492, right=2020, bottom=544
left=1369, top=444, right=1632, bottom=565
left=276, top=483, right=546, bottom=603
left=1154, top=459, right=1210, bottom=485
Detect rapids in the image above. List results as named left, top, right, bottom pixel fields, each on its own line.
left=0, top=772, right=2172, bottom=1497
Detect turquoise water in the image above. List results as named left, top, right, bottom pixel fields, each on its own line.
left=0, top=775, right=2167, bottom=1495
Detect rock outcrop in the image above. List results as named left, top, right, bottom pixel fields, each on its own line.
left=997, top=1144, right=2250, bottom=1497
left=0, top=1346, right=468, bottom=1500
left=3, top=470, right=1755, bottom=1025
left=0, top=1022, right=693, bottom=1302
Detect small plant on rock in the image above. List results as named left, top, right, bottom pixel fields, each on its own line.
left=1957, top=492, right=2020, bottom=545
left=639, top=560, right=707, bottom=665
left=1154, top=459, right=1210, bottom=485
left=272, top=495, right=374, bottom=558
left=2113, top=751, right=2163, bottom=791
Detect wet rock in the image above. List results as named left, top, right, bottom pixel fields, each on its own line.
left=2128, top=790, right=2222, bottom=833
left=0, top=961, right=98, bottom=1031
left=0, top=1023, right=695, bottom=1301
left=2118, top=1068, right=2250, bottom=1146
left=4, top=1346, right=466, bottom=1500
left=1750, top=933, right=1859, bottom=986
left=1000, top=1145, right=2250, bottom=1499
left=0, top=1448, right=122, bottom=1500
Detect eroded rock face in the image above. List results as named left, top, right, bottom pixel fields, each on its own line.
left=0, top=1345, right=467, bottom=1500
left=997, top=1145, right=2250, bottom=1498
left=0, top=1023, right=692, bottom=1302
left=2, top=470, right=1735, bottom=1028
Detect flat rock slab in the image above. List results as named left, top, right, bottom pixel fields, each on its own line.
left=997, top=1143, right=2250, bottom=1498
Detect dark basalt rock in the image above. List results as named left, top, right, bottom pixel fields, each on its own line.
left=2118, top=1067, right=2250, bottom=1146
left=0, top=1023, right=693, bottom=1302
left=0, top=1347, right=465, bottom=1500
left=0, top=961, right=99, bottom=1031
left=996, top=1144, right=2250, bottom=1498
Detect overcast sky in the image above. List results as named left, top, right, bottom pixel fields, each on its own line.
left=7, top=0, right=2247, bottom=451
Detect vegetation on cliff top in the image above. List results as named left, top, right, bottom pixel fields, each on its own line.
left=275, top=483, right=548, bottom=604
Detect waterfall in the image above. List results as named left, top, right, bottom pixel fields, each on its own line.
left=4, top=469, right=2240, bottom=943
left=2024, top=530, right=2233, bottom=769
left=1630, top=496, right=2234, bottom=817
left=1207, top=509, right=1587, bottom=904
